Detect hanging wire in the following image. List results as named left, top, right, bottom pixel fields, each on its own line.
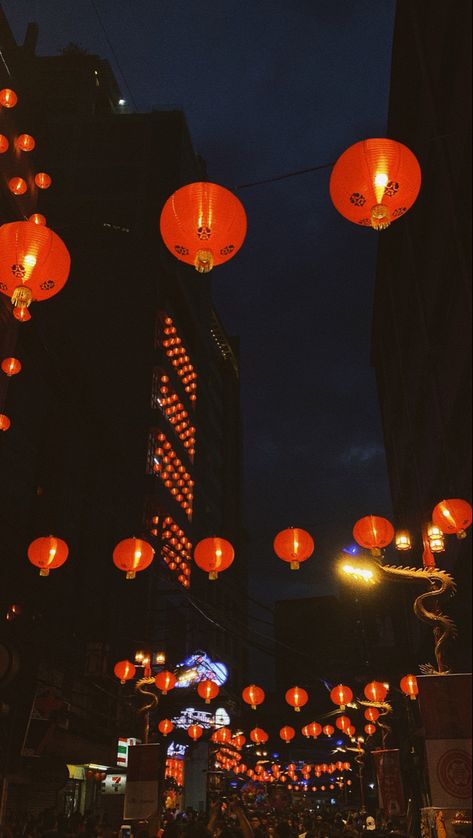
left=88, top=0, right=138, bottom=110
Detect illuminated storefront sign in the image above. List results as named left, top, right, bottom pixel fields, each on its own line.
left=172, top=706, right=231, bottom=730
left=102, top=774, right=127, bottom=794
left=117, top=737, right=140, bottom=767
left=174, top=652, right=228, bottom=688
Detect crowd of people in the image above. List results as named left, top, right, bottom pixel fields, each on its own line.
left=0, top=802, right=409, bottom=838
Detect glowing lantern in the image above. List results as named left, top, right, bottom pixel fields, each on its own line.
left=301, top=725, right=310, bottom=738
left=29, top=214, right=47, bottom=226
left=27, top=535, right=69, bottom=576
left=323, top=725, right=334, bottom=737
left=335, top=716, right=351, bottom=732
left=432, top=499, right=472, bottom=539
left=0, top=89, right=17, bottom=108
left=8, top=177, right=27, bottom=196
left=329, top=138, right=421, bottom=230
left=250, top=727, right=268, bottom=744
left=280, top=726, right=295, bottom=743
left=16, top=134, right=36, bottom=152
left=0, top=135, right=9, bottom=153
left=346, top=726, right=356, bottom=738
left=0, top=414, right=11, bottom=431
left=330, top=684, right=353, bottom=711
left=212, top=728, right=232, bottom=744
left=13, top=306, right=31, bottom=322
left=395, top=530, right=412, bottom=551
left=364, top=724, right=376, bottom=736
left=353, top=515, right=394, bottom=556
left=112, top=537, right=154, bottom=579
left=158, top=719, right=174, bottom=736
left=285, top=686, right=309, bottom=712
left=160, top=181, right=247, bottom=274
left=309, top=722, right=322, bottom=738
left=114, top=660, right=136, bottom=684
left=1, top=357, right=22, bottom=376
left=400, top=674, right=419, bottom=700
left=233, top=734, right=246, bottom=748
left=364, top=681, right=388, bottom=702
left=0, top=221, right=71, bottom=311
left=273, top=527, right=314, bottom=570
left=188, top=724, right=203, bottom=741
left=194, top=536, right=234, bottom=580
left=197, top=679, right=219, bottom=703
left=364, top=707, right=380, bottom=722
left=242, top=684, right=265, bottom=710
left=154, top=671, right=176, bottom=694
left=426, top=522, right=445, bottom=553
left=34, top=172, right=52, bottom=190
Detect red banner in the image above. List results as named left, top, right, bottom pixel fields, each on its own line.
left=372, top=749, right=406, bottom=817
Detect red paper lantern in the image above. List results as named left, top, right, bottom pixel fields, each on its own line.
left=280, top=726, right=295, bottom=743
left=309, top=722, right=322, bottom=738
left=364, top=681, right=388, bottom=702
left=301, top=725, right=310, bottom=738
left=211, top=727, right=232, bottom=744
left=194, top=536, right=234, bottom=579
left=0, top=88, right=18, bottom=108
left=34, top=172, right=52, bottom=190
left=364, top=707, right=380, bottom=722
left=1, top=357, right=22, bottom=376
left=330, top=138, right=421, bottom=230
left=273, top=527, right=314, bottom=570
left=285, top=686, right=309, bottom=712
left=335, top=715, right=351, bottom=732
left=0, top=135, right=9, bottom=153
left=158, top=719, right=174, bottom=736
left=27, top=535, right=69, bottom=576
left=353, top=515, right=394, bottom=556
left=114, top=660, right=136, bottom=684
left=154, top=671, right=176, bottom=694
left=16, top=134, right=36, bottom=152
left=0, top=414, right=11, bottom=431
left=8, top=177, right=27, bottom=196
left=330, top=684, right=353, bottom=711
left=188, top=724, right=203, bottom=741
left=0, top=221, right=71, bottom=310
left=13, top=305, right=31, bottom=322
left=250, top=727, right=268, bottom=744
left=432, top=499, right=472, bottom=539
left=400, top=674, right=419, bottom=700
left=232, top=734, right=246, bottom=748
left=346, top=726, right=356, bottom=738
left=364, top=724, right=376, bottom=736
left=112, top=537, right=155, bottom=579
left=160, top=182, right=247, bottom=273
left=242, top=684, right=265, bottom=710
left=29, top=214, right=47, bottom=226
left=323, top=725, right=334, bottom=737
left=197, top=679, right=219, bottom=703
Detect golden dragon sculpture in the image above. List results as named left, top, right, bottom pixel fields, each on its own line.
left=135, top=675, right=160, bottom=743
left=376, top=562, right=457, bottom=674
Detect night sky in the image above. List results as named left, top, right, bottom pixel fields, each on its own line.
left=5, top=0, right=397, bottom=608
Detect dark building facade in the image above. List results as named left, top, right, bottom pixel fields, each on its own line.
left=372, top=0, right=471, bottom=668
left=0, top=8, right=246, bottom=814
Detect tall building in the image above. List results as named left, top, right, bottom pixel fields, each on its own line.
left=372, top=0, right=471, bottom=668
left=0, top=7, right=246, bottom=814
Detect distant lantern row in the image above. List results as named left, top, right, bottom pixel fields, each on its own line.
left=10, top=503, right=472, bottom=580
left=352, top=504, right=472, bottom=556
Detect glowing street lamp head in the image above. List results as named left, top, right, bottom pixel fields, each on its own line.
left=339, top=560, right=379, bottom=585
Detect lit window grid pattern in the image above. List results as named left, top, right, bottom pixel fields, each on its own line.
left=150, top=430, right=194, bottom=521
left=152, top=368, right=196, bottom=462
left=145, top=508, right=192, bottom=589
left=165, top=757, right=185, bottom=784
left=158, top=314, right=198, bottom=404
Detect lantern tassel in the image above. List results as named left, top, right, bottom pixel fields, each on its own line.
left=12, top=285, right=33, bottom=308
left=126, top=570, right=137, bottom=580
left=290, top=561, right=300, bottom=570
left=194, top=249, right=214, bottom=273
left=39, top=568, right=50, bottom=577
left=209, top=571, right=218, bottom=581
left=370, top=205, right=391, bottom=231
